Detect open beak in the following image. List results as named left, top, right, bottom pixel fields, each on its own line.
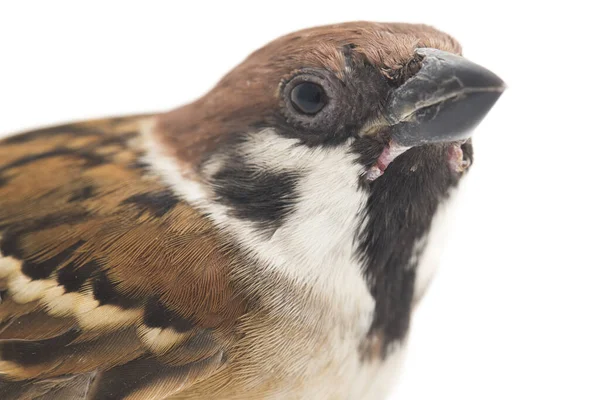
left=387, top=48, right=505, bottom=146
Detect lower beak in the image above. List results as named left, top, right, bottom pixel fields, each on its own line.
left=387, top=48, right=505, bottom=146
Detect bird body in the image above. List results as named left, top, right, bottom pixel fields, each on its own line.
left=0, top=22, right=503, bottom=399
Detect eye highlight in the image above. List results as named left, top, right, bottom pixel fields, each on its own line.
left=290, top=82, right=327, bottom=115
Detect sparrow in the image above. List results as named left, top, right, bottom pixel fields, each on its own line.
left=0, top=21, right=504, bottom=400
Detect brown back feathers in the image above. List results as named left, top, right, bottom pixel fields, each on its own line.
left=0, top=117, right=246, bottom=399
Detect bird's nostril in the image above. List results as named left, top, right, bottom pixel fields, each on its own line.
left=397, top=53, right=425, bottom=86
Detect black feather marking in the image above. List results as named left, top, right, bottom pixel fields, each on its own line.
left=91, top=270, right=138, bottom=309
left=143, top=296, right=195, bottom=333
left=0, top=123, right=103, bottom=145
left=0, top=212, right=90, bottom=271
left=68, top=185, right=96, bottom=202
left=211, top=157, right=300, bottom=232
left=88, top=352, right=222, bottom=400
left=0, top=328, right=81, bottom=366
left=92, top=131, right=138, bottom=148
left=121, top=191, right=179, bottom=218
left=0, top=148, right=107, bottom=172
left=0, top=232, right=22, bottom=259
left=358, top=144, right=462, bottom=356
left=1, top=124, right=108, bottom=145
left=127, top=160, right=151, bottom=170
left=0, top=328, right=142, bottom=384
left=0, top=211, right=90, bottom=235
left=21, top=240, right=85, bottom=280
left=57, top=259, right=101, bottom=293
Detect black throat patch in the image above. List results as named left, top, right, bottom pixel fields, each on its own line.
left=358, top=143, right=464, bottom=358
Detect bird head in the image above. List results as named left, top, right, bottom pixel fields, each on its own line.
left=149, top=21, right=504, bottom=353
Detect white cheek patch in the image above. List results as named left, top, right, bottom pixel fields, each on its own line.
left=226, top=132, right=375, bottom=320
left=144, top=124, right=375, bottom=326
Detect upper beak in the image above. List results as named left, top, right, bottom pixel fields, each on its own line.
left=387, top=48, right=505, bottom=146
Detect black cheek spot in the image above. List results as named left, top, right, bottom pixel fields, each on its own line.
left=211, top=158, right=301, bottom=233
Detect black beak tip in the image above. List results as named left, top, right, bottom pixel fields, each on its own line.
left=422, top=88, right=504, bottom=144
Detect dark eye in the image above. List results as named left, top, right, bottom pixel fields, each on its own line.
left=290, top=82, right=327, bottom=114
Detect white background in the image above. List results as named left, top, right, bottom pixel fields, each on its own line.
left=1, top=1, right=598, bottom=399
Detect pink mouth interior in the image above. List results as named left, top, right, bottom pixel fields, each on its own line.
left=447, top=142, right=469, bottom=173
left=365, top=142, right=411, bottom=181
left=365, top=141, right=468, bottom=181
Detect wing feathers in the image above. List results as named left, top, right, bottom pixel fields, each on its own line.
left=0, top=310, right=76, bottom=341
left=0, top=117, right=246, bottom=398
left=89, top=352, right=224, bottom=400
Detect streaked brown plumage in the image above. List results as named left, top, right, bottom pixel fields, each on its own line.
left=0, top=117, right=373, bottom=399
left=0, top=117, right=248, bottom=398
